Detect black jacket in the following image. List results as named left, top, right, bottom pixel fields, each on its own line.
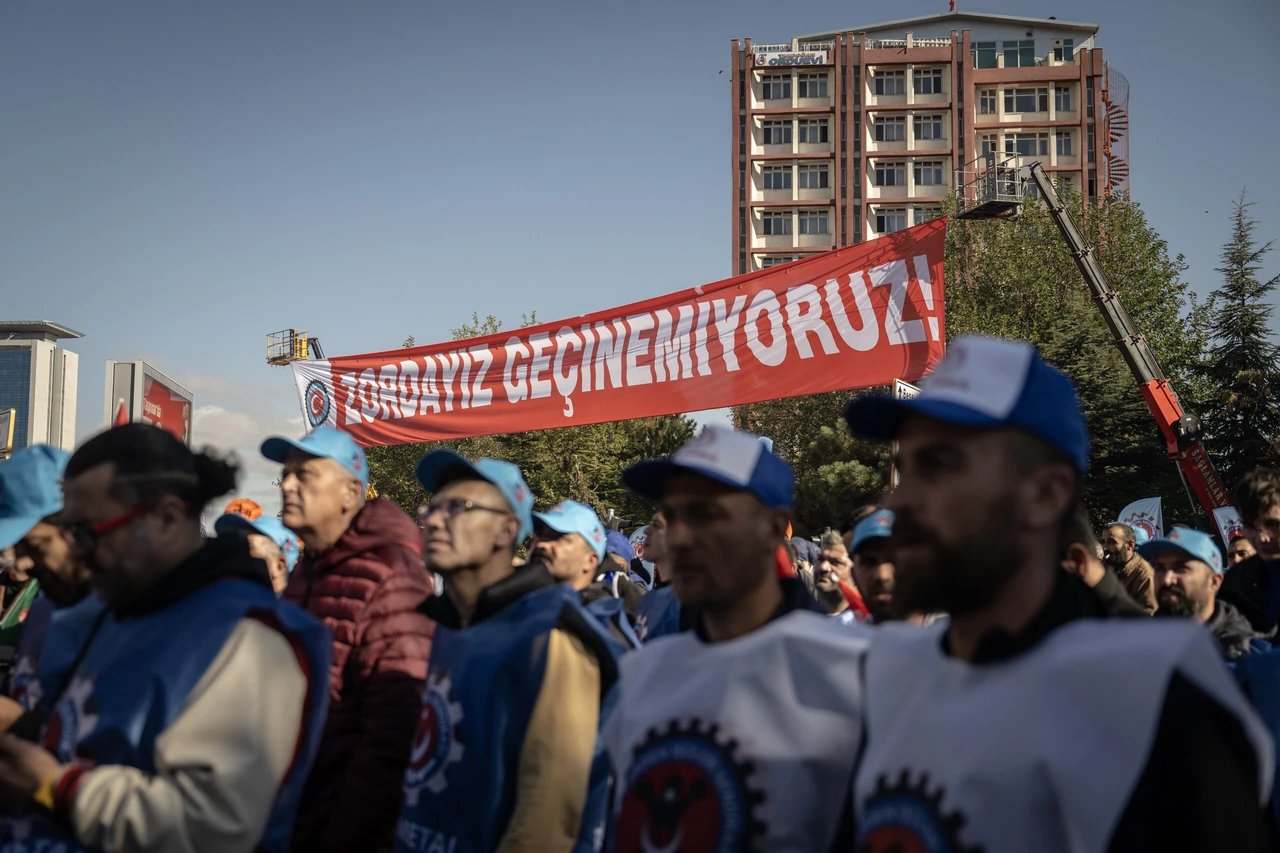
left=1092, top=567, right=1150, bottom=618
left=1205, top=599, right=1275, bottom=661
left=1220, top=554, right=1279, bottom=634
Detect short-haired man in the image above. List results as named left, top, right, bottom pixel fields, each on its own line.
left=813, top=528, right=858, bottom=623
left=214, top=513, right=301, bottom=595
left=1060, top=505, right=1147, bottom=617
left=604, top=427, right=870, bottom=850
left=1101, top=522, right=1157, bottom=614
left=1230, top=534, right=1259, bottom=568
left=843, top=335, right=1274, bottom=851
left=633, top=511, right=687, bottom=642
left=395, top=451, right=621, bottom=853
left=0, top=423, right=331, bottom=852
left=1146, top=528, right=1273, bottom=660
left=532, top=499, right=607, bottom=592
left=1222, top=467, right=1280, bottom=624
left=262, top=427, right=434, bottom=853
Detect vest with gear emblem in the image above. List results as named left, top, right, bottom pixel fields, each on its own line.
left=634, top=585, right=681, bottom=643
left=0, top=579, right=332, bottom=853
left=605, top=610, right=871, bottom=852
left=854, top=619, right=1274, bottom=853
left=8, top=594, right=107, bottom=714
left=395, top=582, right=623, bottom=853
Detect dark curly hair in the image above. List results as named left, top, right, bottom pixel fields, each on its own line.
left=1233, top=467, right=1280, bottom=528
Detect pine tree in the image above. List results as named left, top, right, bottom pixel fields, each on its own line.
left=1201, top=190, right=1280, bottom=487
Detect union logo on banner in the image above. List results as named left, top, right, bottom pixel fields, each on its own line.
left=1117, top=497, right=1164, bottom=541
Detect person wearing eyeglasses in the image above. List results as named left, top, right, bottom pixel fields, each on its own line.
left=395, top=450, right=623, bottom=853
left=0, top=423, right=333, bottom=853
left=259, top=427, right=434, bottom=853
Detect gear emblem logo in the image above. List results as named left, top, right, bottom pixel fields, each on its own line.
left=8, top=654, right=41, bottom=712
left=42, top=676, right=100, bottom=762
left=856, top=771, right=984, bottom=853
left=304, top=380, right=332, bottom=428
left=403, top=669, right=465, bottom=805
left=615, top=719, right=766, bottom=853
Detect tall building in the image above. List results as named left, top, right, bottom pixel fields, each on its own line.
left=0, top=321, right=82, bottom=453
left=731, top=12, right=1129, bottom=274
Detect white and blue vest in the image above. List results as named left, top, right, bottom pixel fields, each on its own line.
left=855, top=619, right=1274, bottom=853
left=0, top=578, right=331, bottom=853
left=604, top=610, right=872, bottom=852
left=395, top=582, right=623, bottom=853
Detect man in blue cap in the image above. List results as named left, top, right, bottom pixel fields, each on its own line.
left=0, top=445, right=95, bottom=717
left=532, top=500, right=608, bottom=592
left=395, top=450, right=622, bottom=853
left=604, top=426, right=871, bottom=851
left=843, top=335, right=1273, bottom=851
left=1146, top=527, right=1273, bottom=660
left=261, top=426, right=433, bottom=853
left=213, top=513, right=301, bottom=595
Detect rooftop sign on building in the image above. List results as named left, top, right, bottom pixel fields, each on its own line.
left=753, top=50, right=830, bottom=67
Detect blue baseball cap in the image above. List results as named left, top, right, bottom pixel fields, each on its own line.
left=0, top=445, right=72, bottom=551
left=852, top=509, right=895, bottom=554
left=534, top=500, right=607, bottom=560
left=622, top=426, right=795, bottom=510
left=843, top=335, right=1090, bottom=472
left=261, top=427, right=369, bottom=489
left=214, top=513, right=302, bottom=572
left=415, top=450, right=534, bottom=541
left=1139, top=527, right=1224, bottom=574
left=605, top=529, right=635, bottom=562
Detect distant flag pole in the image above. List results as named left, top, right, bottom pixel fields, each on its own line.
left=113, top=399, right=129, bottom=427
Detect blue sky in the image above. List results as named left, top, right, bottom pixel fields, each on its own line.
left=2, top=0, right=1276, bottom=513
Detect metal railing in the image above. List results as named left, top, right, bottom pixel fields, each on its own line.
left=752, top=43, right=792, bottom=53
left=798, top=41, right=834, bottom=51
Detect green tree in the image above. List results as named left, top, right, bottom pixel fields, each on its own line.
left=365, top=311, right=694, bottom=525
left=1199, top=190, right=1280, bottom=487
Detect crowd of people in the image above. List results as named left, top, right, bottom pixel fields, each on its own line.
left=0, top=333, right=1278, bottom=852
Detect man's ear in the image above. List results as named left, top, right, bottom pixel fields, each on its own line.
left=1061, top=543, right=1089, bottom=577
left=1211, top=571, right=1224, bottom=594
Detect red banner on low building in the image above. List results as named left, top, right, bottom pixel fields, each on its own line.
left=290, top=220, right=947, bottom=447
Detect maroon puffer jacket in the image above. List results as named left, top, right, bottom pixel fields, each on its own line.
left=283, top=498, right=434, bottom=853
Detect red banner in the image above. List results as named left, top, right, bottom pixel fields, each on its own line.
left=291, top=220, right=946, bottom=447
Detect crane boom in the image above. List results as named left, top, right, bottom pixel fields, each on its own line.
left=1021, top=163, right=1230, bottom=516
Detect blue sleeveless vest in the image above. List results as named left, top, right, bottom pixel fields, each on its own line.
left=1233, top=646, right=1280, bottom=828
left=0, top=578, right=331, bottom=853
left=396, top=583, right=622, bottom=853
left=634, top=585, right=681, bottom=642
left=8, top=594, right=107, bottom=714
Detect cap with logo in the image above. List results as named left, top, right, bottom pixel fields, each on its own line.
left=261, top=427, right=369, bottom=489
left=852, top=509, right=895, bottom=555
left=213, top=513, right=302, bottom=572
left=534, top=500, right=607, bottom=560
left=1138, top=527, right=1224, bottom=574
left=622, top=426, right=795, bottom=510
left=415, top=450, right=534, bottom=541
left=0, top=445, right=72, bottom=551
left=843, top=335, right=1090, bottom=472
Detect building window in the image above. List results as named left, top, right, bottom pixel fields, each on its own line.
left=1087, top=79, right=1095, bottom=117
left=762, top=211, right=792, bottom=235
left=762, top=120, right=792, bottom=145
left=874, top=161, right=906, bottom=186
left=1055, top=38, right=1075, bottom=61
left=763, top=165, right=792, bottom=190
left=913, top=114, right=944, bottom=141
left=1005, top=132, right=1049, bottom=157
left=914, top=160, right=944, bottom=186
left=979, top=89, right=998, bottom=114
left=913, top=68, right=943, bottom=95
left=875, top=208, right=907, bottom=233
left=799, top=209, right=829, bottom=234
left=980, top=133, right=997, bottom=156
left=1056, top=131, right=1073, bottom=157
left=762, top=74, right=791, bottom=100
left=1004, top=88, right=1048, bottom=113
left=799, top=164, right=829, bottom=189
left=798, top=73, right=828, bottom=98
left=799, top=119, right=829, bottom=144
left=916, top=207, right=943, bottom=224
left=854, top=206, right=862, bottom=240
left=761, top=256, right=794, bottom=268
left=972, top=41, right=997, bottom=69
left=1088, top=169, right=1097, bottom=198
left=1087, top=125, right=1096, bottom=162
left=1003, top=39, right=1036, bottom=68
left=873, top=116, right=906, bottom=142
left=1054, top=86, right=1072, bottom=112
left=873, top=70, right=905, bottom=96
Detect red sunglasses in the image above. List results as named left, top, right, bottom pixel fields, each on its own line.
left=65, top=505, right=156, bottom=550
